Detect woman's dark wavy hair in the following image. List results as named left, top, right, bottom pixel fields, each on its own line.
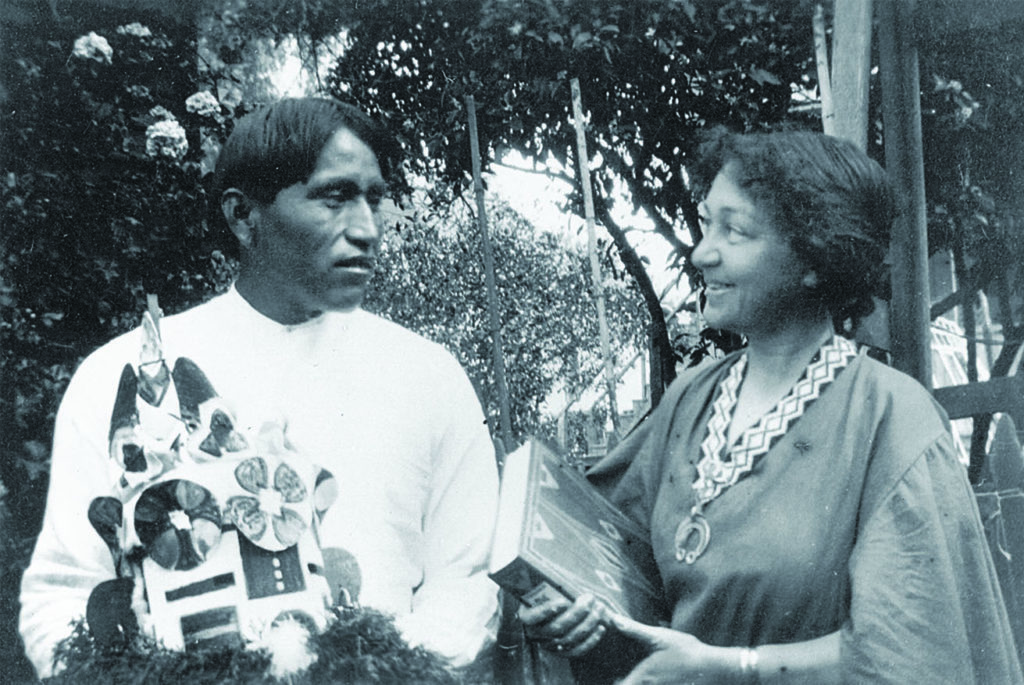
left=690, top=127, right=896, bottom=330
left=213, top=97, right=399, bottom=205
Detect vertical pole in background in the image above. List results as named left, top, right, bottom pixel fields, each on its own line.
left=830, top=0, right=874, bottom=151
left=465, top=95, right=514, bottom=459
left=571, top=78, right=621, bottom=439
left=813, top=4, right=835, bottom=136
left=878, top=0, right=932, bottom=388
left=826, top=0, right=892, bottom=353
left=468, top=94, right=530, bottom=685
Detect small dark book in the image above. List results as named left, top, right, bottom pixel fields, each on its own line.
left=488, top=438, right=666, bottom=625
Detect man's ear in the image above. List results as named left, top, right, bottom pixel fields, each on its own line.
left=221, top=189, right=257, bottom=249
left=802, top=271, right=819, bottom=289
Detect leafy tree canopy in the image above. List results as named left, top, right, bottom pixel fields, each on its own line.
left=365, top=195, right=648, bottom=449
left=316, top=0, right=818, bottom=393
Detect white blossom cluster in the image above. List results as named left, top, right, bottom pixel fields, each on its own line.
left=71, top=32, right=112, bottom=64
left=116, top=22, right=153, bottom=38
left=186, top=91, right=221, bottom=118
left=145, top=119, right=189, bottom=160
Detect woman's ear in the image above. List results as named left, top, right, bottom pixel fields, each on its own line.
left=221, top=189, right=256, bottom=249
left=802, top=271, right=819, bottom=289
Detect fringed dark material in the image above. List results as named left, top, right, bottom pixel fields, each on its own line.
left=45, top=608, right=474, bottom=684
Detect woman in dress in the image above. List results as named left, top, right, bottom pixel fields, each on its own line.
left=519, top=129, right=1022, bottom=684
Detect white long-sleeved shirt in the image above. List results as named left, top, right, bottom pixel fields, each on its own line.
left=20, top=287, right=500, bottom=677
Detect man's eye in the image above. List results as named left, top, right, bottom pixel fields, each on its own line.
left=325, top=189, right=359, bottom=205
left=365, top=187, right=385, bottom=208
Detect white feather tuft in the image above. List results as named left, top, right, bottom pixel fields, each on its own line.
left=251, top=615, right=317, bottom=680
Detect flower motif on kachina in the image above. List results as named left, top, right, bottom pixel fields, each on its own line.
left=226, top=456, right=310, bottom=549
left=72, top=32, right=113, bottom=64
left=145, top=119, right=188, bottom=160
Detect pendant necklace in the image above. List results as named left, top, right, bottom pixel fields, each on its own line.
left=675, top=355, right=748, bottom=564
left=674, top=335, right=858, bottom=564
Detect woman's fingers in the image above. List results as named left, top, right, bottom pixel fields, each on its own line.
left=609, top=613, right=675, bottom=649
left=609, top=613, right=652, bottom=640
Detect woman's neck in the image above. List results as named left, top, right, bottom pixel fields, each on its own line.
left=725, top=316, right=835, bottom=445
left=744, top=316, right=835, bottom=384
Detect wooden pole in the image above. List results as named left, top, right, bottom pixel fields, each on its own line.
left=830, top=0, right=874, bottom=150
left=878, top=0, right=932, bottom=387
left=465, top=95, right=514, bottom=456
left=828, top=0, right=891, bottom=351
left=813, top=4, right=835, bottom=136
left=570, top=78, right=621, bottom=438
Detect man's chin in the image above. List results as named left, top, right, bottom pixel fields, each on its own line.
left=320, top=288, right=367, bottom=313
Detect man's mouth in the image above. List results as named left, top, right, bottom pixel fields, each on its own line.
left=333, top=256, right=376, bottom=271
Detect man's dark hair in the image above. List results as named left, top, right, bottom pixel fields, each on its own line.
left=213, top=97, right=398, bottom=205
left=690, top=127, right=896, bottom=330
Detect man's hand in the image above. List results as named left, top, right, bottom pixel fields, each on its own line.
left=517, top=593, right=609, bottom=658
left=611, top=614, right=737, bottom=685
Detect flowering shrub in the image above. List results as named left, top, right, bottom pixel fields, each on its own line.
left=145, top=118, right=190, bottom=160
left=186, top=91, right=223, bottom=119
left=1, top=14, right=243, bottom=680
left=72, top=32, right=114, bottom=63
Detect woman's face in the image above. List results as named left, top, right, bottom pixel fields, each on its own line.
left=691, top=163, right=813, bottom=339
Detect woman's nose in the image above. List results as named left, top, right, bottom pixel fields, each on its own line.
left=690, top=236, right=719, bottom=269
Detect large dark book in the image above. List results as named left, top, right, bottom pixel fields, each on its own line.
left=489, top=438, right=666, bottom=625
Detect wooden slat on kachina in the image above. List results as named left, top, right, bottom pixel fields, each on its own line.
left=165, top=572, right=236, bottom=603
left=180, top=606, right=242, bottom=650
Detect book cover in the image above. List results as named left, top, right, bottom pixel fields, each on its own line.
left=489, top=438, right=666, bottom=625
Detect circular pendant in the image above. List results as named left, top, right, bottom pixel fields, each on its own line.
left=674, top=511, right=710, bottom=564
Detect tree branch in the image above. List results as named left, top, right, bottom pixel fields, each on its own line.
left=590, top=185, right=675, bottom=403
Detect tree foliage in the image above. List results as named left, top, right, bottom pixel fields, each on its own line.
left=318, top=0, right=818, bottom=394
left=364, top=196, right=648, bottom=452
left=2, top=11, right=239, bottom=512
left=916, top=19, right=1024, bottom=345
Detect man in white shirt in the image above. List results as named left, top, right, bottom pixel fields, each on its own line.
left=20, top=98, right=500, bottom=677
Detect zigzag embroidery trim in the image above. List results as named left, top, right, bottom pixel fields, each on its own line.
left=695, top=335, right=858, bottom=505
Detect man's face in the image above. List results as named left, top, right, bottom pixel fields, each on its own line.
left=245, top=127, right=387, bottom=322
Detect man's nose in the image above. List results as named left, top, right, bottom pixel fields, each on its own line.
left=342, top=197, right=380, bottom=249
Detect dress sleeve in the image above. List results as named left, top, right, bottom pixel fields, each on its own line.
left=842, top=432, right=1022, bottom=683
left=393, top=356, right=499, bottom=667
left=19, top=367, right=119, bottom=678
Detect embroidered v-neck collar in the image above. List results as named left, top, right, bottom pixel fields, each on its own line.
left=695, top=335, right=858, bottom=505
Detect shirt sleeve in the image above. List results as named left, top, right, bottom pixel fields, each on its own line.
left=842, top=432, right=1022, bottom=684
left=19, top=365, right=120, bottom=678
left=393, top=357, right=500, bottom=666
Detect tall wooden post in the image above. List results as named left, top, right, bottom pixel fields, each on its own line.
left=571, top=78, right=621, bottom=437
left=813, top=4, right=836, bottom=135
left=466, top=95, right=514, bottom=455
left=878, top=0, right=932, bottom=387
left=830, top=0, right=874, bottom=150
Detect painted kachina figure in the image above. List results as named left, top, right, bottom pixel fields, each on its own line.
left=84, top=304, right=343, bottom=673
